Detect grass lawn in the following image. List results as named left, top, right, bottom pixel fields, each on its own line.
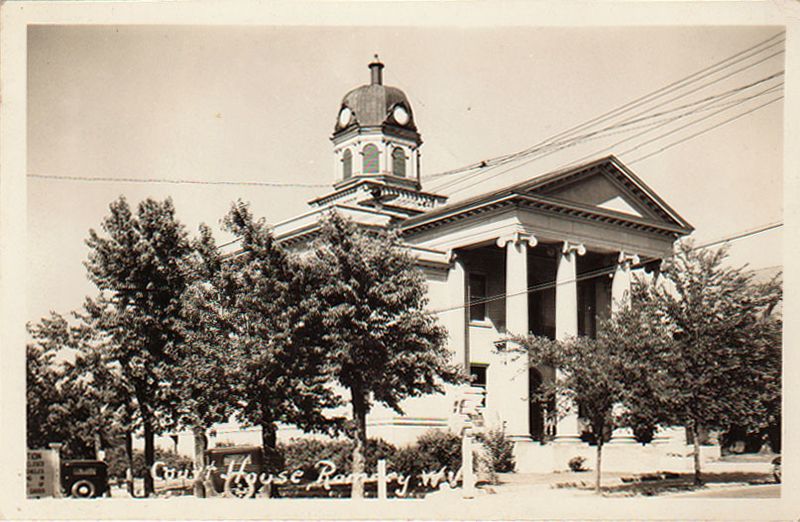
left=553, top=470, right=777, bottom=497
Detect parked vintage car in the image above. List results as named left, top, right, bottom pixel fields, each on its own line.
left=205, top=446, right=265, bottom=498
left=772, top=456, right=781, bottom=483
left=61, top=460, right=109, bottom=498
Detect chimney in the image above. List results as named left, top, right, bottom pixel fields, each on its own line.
left=369, top=55, right=384, bottom=85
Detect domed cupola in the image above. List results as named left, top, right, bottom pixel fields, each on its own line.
left=335, top=61, right=418, bottom=133
left=331, top=57, right=423, bottom=190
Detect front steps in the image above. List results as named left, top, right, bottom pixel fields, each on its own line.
left=513, top=437, right=722, bottom=474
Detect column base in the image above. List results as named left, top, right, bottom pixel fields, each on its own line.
left=607, top=433, right=639, bottom=445
left=552, top=434, right=583, bottom=445
left=605, top=437, right=639, bottom=446
left=607, top=427, right=638, bottom=445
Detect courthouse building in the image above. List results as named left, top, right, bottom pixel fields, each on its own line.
left=167, top=59, right=695, bottom=470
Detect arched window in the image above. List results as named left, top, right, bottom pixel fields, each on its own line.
left=392, top=147, right=406, bottom=177
left=362, top=144, right=379, bottom=174
left=342, top=149, right=352, bottom=180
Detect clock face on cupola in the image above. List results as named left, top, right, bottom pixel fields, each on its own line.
left=331, top=56, right=423, bottom=190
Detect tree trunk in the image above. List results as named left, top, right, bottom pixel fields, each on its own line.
left=690, top=421, right=702, bottom=486
left=595, top=441, right=603, bottom=494
left=143, top=417, right=155, bottom=497
left=94, top=430, right=103, bottom=461
left=260, top=419, right=282, bottom=471
left=125, top=430, right=135, bottom=498
left=350, top=386, right=368, bottom=499
left=192, top=426, right=208, bottom=498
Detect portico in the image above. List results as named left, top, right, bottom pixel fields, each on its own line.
left=398, top=156, right=693, bottom=449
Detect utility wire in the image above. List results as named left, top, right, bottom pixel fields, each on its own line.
left=431, top=221, right=783, bottom=316
left=427, top=41, right=784, bottom=193
left=627, top=95, right=783, bottom=165
left=556, top=84, right=783, bottom=171
left=441, top=77, right=782, bottom=195
left=27, top=174, right=329, bottom=188
left=444, top=85, right=782, bottom=197
left=429, top=68, right=782, bottom=184
left=560, top=87, right=783, bottom=171
left=423, top=31, right=784, bottom=185
left=435, top=66, right=783, bottom=195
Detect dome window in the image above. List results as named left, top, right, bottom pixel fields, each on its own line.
left=342, top=149, right=353, bottom=180
left=363, top=144, right=379, bottom=174
left=392, top=147, right=406, bottom=178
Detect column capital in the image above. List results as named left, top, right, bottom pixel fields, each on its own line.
left=561, top=241, right=586, bottom=257
left=446, top=249, right=458, bottom=264
left=617, top=251, right=640, bottom=268
left=496, top=231, right=537, bottom=249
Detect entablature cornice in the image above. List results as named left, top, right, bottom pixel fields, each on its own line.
left=402, top=191, right=689, bottom=242
left=404, top=204, right=677, bottom=260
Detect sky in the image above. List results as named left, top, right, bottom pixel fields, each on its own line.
left=27, top=25, right=784, bottom=323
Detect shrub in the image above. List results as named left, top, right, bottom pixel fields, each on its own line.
left=568, top=456, right=587, bottom=472
left=365, top=438, right=397, bottom=473
left=389, top=445, right=437, bottom=478
left=280, top=438, right=350, bottom=480
left=475, top=429, right=515, bottom=473
left=105, top=447, right=194, bottom=480
left=415, top=430, right=462, bottom=473
left=279, top=438, right=397, bottom=480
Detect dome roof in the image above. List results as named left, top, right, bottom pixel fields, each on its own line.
left=334, top=60, right=417, bottom=133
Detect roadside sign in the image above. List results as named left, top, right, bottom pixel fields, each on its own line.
left=27, top=449, right=61, bottom=498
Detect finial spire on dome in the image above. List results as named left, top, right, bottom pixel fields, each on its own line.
left=369, top=55, right=384, bottom=86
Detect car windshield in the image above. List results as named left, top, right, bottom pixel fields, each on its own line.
left=221, top=454, right=252, bottom=467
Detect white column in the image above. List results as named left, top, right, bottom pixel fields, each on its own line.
left=447, top=254, right=468, bottom=369
left=609, top=251, right=640, bottom=444
left=611, top=252, right=640, bottom=313
left=497, top=231, right=536, bottom=440
left=554, top=241, right=585, bottom=442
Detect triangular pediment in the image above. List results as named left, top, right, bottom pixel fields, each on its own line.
left=516, top=157, right=691, bottom=230
left=538, top=171, right=652, bottom=218
left=401, top=156, right=693, bottom=239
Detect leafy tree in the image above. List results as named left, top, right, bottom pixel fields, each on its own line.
left=26, top=313, right=77, bottom=452
left=26, top=313, right=125, bottom=460
left=170, top=222, right=232, bottom=484
left=82, top=196, right=194, bottom=496
left=624, top=241, right=782, bottom=484
left=182, top=202, right=342, bottom=474
left=301, top=212, right=463, bottom=498
left=509, top=330, right=627, bottom=493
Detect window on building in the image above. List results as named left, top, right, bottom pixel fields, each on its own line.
left=469, top=364, right=488, bottom=406
left=469, top=364, right=487, bottom=388
left=362, top=144, right=379, bottom=174
left=342, top=149, right=352, bottom=180
left=392, top=147, right=406, bottom=177
left=469, top=272, right=488, bottom=322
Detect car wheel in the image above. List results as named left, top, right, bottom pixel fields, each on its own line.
left=71, top=479, right=96, bottom=498
left=224, top=474, right=255, bottom=499
left=772, top=457, right=781, bottom=484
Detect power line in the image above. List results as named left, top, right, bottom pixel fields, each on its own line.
left=431, top=221, right=783, bottom=316
left=427, top=38, right=784, bottom=194
left=626, top=95, right=783, bottom=165
left=423, top=31, right=784, bottom=185
left=443, top=85, right=782, bottom=197
left=27, top=174, right=329, bottom=188
left=436, top=65, right=783, bottom=195
left=430, top=69, right=781, bottom=183
left=556, top=83, right=783, bottom=172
